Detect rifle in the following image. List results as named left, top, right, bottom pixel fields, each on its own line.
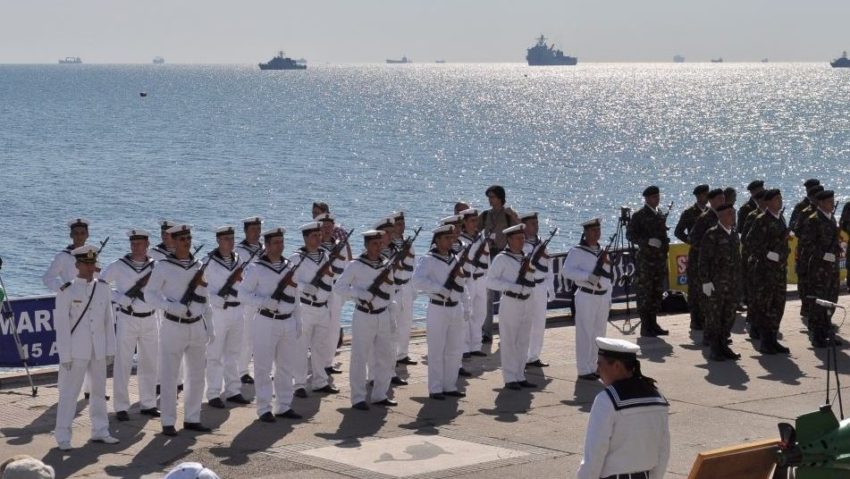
left=308, top=228, right=355, bottom=289
left=591, top=233, right=617, bottom=288
left=516, top=228, right=559, bottom=286
left=442, top=234, right=478, bottom=289
left=391, top=226, right=422, bottom=272
left=97, top=236, right=110, bottom=255
left=270, top=256, right=307, bottom=304
left=178, top=245, right=209, bottom=309
left=662, top=201, right=674, bottom=224
left=125, top=269, right=153, bottom=303
left=365, top=226, right=423, bottom=303
left=217, top=245, right=265, bottom=299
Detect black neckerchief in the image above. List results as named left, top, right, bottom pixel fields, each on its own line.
left=256, top=255, right=290, bottom=274
left=428, top=248, right=455, bottom=265
left=165, top=254, right=200, bottom=270
left=604, top=376, right=669, bottom=411
left=209, top=249, right=239, bottom=271
left=119, top=254, right=154, bottom=273
left=357, top=253, right=387, bottom=269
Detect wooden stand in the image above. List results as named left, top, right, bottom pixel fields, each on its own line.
left=688, top=439, right=779, bottom=479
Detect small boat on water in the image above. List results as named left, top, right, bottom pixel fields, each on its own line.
left=761, top=58, right=769, bottom=63
left=673, top=54, right=685, bottom=63
left=831, top=51, right=850, bottom=68
left=435, top=59, right=446, bottom=64
left=153, top=56, right=165, bottom=65
left=259, top=51, right=307, bottom=70
left=58, top=57, right=82, bottom=64
left=710, top=57, right=723, bottom=63
left=386, top=56, right=411, bottom=64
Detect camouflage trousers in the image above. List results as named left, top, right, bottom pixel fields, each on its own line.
left=704, top=291, right=736, bottom=342
left=687, top=250, right=703, bottom=324
left=750, top=267, right=786, bottom=334
left=796, top=260, right=811, bottom=318
left=635, top=253, right=666, bottom=316
left=807, top=261, right=840, bottom=334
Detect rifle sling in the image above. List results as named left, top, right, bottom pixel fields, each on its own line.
left=70, top=282, right=98, bottom=336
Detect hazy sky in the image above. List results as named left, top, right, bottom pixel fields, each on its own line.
left=2, top=0, right=849, bottom=63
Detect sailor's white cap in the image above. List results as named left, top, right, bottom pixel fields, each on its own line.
left=127, top=229, right=150, bottom=239
left=316, top=212, right=335, bottom=222
left=595, top=337, right=640, bottom=359
left=163, top=462, right=220, bottom=479
left=299, top=222, right=322, bottom=234
left=215, top=225, right=236, bottom=237
left=373, top=217, right=395, bottom=230
left=503, top=224, right=525, bottom=236
left=71, top=245, right=99, bottom=263
left=582, top=218, right=602, bottom=229
left=432, top=224, right=455, bottom=236
left=440, top=215, right=462, bottom=225
left=362, top=229, right=385, bottom=239
left=166, top=224, right=193, bottom=237
left=159, top=219, right=176, bottom=231
left=241, top=216, right=264, bottom=225
left=262, top=227, right=285, bottom=239
left=67, top=218, right=90, bottom=228
left=459, top=208, right=478, bottom=218
left=519, top=212, right=538, bottom=222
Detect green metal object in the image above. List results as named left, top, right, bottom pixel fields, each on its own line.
left=777, top=405, right=850, bottom=478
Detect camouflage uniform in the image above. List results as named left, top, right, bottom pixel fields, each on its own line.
left=627, top=204, right=670, bottom=320
left=739, top=207, right=763, bottom=328
left=799, top=209, right=841, bottom=345
left=746, top=211, right=789, bottom=336
left=839, top=202, right=850, bottom=290
left=737, top=198, right=759, bottom=232
left=674, top=204, right=706, bottom=327
left=687, top=209, right=719, bottom=329
left=793, top=201, right=817, bottom=318
left=698, top=224, right=741, bottom=343
left=737, top=198, right=759, bottom=306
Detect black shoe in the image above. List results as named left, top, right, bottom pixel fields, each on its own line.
left=690, top=319, right=704, bottom=331
left=650, top=315, right=669, bottom=335
left=116, top=411, right=130, bottom=422
left=709, top=342, right=726, bottom=362
left=325, top=366, right=342, bottom=375
left=313, top=384, right=340, bottom=394
left=458, top=367, right=472, bottom=377
left=155, top=385, right=160, bottom=396
left=259, top=412, right=276, bottom=423
left=462, top=352, right=472, bottom=359
left=352, top=401, right=370, bottom=411
left=758, top=331, right=777, bottom=355
left=429, top=393, right=447, bottom=400
left=721, top=344, right=741, bottom=361
left=162, top=426, right=178, bottom=436
left=391, top=376, right=408, bottom=386
left=505, top=382, right=522, bottom=390
left=373, top=398, right=398, bottom=406
left=470, top=350, right=487, bottom=357
left=774, top=340, right=791, bottom=354
left=177, top=384, right=183, bottom=393
left=482, top=334, right=492, bottom=344
left=748, top=325, right=761, bottom=340
left=139, top=407, right=160, bottom=417
left=640, top=326, right=659, bottom=338
left=294, top=388, right=308, bottom=398
left=183, top=422, right=212, bottom=433
left=208, top=397, right=226, bottom=409
left=518, top=380, right=537, bottom=388
left=275, top=409, right=303, bottom=419
left=396, top=356, right=418, bottom=366
left=240, top=374, right=254, bottom=384
left=525, top=359, right=549, bottom=368
left=84, top=392, right=89, bottom=400
left=443, top=390, right=466, bottom=398
left=577, top=374, right=598, bottom=381
left=226, top=394, right=251, bottom=405
left=367, top=380, right=374, bottom=387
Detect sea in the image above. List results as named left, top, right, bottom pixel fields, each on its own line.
left=2, top=62, right=850, bottom=328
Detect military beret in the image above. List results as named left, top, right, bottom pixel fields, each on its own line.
left=816, top=190, right=835, bottom=201
left=693, top=184, right=710, bottom=195
left=642, top=186, right=660, bottom=197
left=72, top=245, right=99, bottom=263
left=746, top=180, right=765, bottom=191
left=803, top=178, right=820, bottom=189
left=716, top=203, right=734, bottom=212
left=753, top=189, right=767, bottom=200
left=707, top=188, right=725, bottom=199
left=807, top=184, right=825, bottom=196
left=762, top=189, right=781, bottom=201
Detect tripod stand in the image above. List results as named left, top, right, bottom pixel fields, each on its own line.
left=608, top=207, right=637, bottom=333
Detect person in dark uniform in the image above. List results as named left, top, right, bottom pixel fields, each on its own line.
left=687, top=188, right=726, bottom=334
left=577, top=337, right=670, bottom=479
left=794, top=184, right=825, bottom=323
left=737, top=180, right=764, bottom=309
left=626, top=185, right=670, bottom=338
left=739, top=189, right=768, bottom=338
left=800, top=190, right=841, bottom=348
left=699, top=203, right=741, bottom=361
left=789, top=179, right=820, bottom=233
left=674, top=184, right=709, bottom=330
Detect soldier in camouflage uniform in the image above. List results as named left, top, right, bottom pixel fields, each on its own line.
left=688, top=188, right=726, bottom=336
left=793, top=183, right=824, bottom=322
left=789, top=179, right=820, bottom=233
left=737, top=180, right=765, bottom=309
left=674, top=184, right=709, bottom=330
left=739, top=189, right=767, bottom=338
left=698, top=203, right=741, bottom=361
left=800, top=190, right=841, bottom=348
left=746, top=189, right=791, bottom=354
left=627, top=185, right=670, bottom=338
left=839, top=199, right=850, bottom=291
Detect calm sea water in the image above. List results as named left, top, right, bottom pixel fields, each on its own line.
left=3, top=62, right=850, bottom=325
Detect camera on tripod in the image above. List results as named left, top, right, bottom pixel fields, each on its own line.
left=619, top=206, right=632, bottom=225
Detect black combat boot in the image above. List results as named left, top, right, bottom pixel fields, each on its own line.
left=758, top=331, right=777, bottom=355
left=709, top=338, right=726, bottom=362
left=748, top=321, right=760, bottom=340
left=721, top=339, right=741, bottom=360
left=650, top=313, right=669, bottom=335
left=772, top=332, right=790, bottom=354
left=690, top=311, right=704, bottom=331
left=640, top=312, right=658, bottom=337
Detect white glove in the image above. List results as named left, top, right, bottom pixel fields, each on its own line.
left=648, top=238, right=662, bottom=248
left=264, top=298, right=279, bottom=310
left=702, top=282, right=714, bottom=297
left=61, top=361, right=72, bottom=371
left=302, top=284, right=318, bottom=296
left=588, top=274, right=600, bottom=285
left=824, top=252, right=837, bottom=263
left=766, top=251, right=780, bottom=262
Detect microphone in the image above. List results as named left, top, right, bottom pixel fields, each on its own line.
left=809, top=296, right=844, bottom=310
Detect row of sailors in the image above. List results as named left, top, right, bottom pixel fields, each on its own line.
left=48, top=207, right=612, bottom=448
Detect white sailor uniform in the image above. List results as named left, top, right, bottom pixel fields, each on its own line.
left=203, top=250, right=246, bottom=402
left=524, top=235, right=554, bottom=363
left=320, top=239, right=349, bottom=371
left=291, top=247, right=335, bottom=390
left=390, top=238, right=416, bottom=361
left=334, top=254, right=397, bottom=405
left=239, top=256, right=302, bottom=417
left=101, top=255, right=158, bottom=414
left=458, top=232, right=490, bottom=353
left=42, top=245, right=78, bottom=293
left=563, top=243, right=613, bottom=376
left=145, top=254, right=214, bottom=428
left=148, top=242, right=172, bottom=262
left=54, top=278, right=116, bottom=446
left=236, top=240, right=263, bottom=379
left=413, top=248, right=467, bottom=394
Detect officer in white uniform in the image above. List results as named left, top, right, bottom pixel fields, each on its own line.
left=334, top=229, right=399, bottom=410
left=520, top=212, right=555, bottom=368
left=101, top=229, right=159, bottom=421
left=145, top=224, right=215, bottom=436
left=413, top=224, right=468, bottom=400
left=317, top=213, right=349, bottom=377
left=577, top=337, right=670, bottom=479
left=236, top=216, right=264, bottom=385
left=239, top=227, right=303, bottom=422
left=456, top=208, right=490, bottom=358
left=43, top=218, right=91, bottom=293
left=292, top=221, right=340, bottom=395
left=485, top=224, right=538, bottom=390
left=54, top=245, right=118, bottom=450
left=389, top=212, right=417, bottom=368
left=204, top=226, right=252, bottom=409
left=563, top=218, right=613, bottom=381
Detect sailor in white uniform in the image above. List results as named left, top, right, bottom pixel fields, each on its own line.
left=456, top=208, right=490, bottom=358
left=389, top=212, right=417, bottom=368
left=291, top=221, right=340, bottom=395
left=204, top=226, right=252, bottom=409
left=577, top=337, right=670, bottom=479
left=149, top=220, right=176, bottom=261
left=236, top=216, right=264, bottom=385
left=485, top=224, right=538, bottom=390
left=563, top=218, right=614, bottom=381
left=43, top=218, right=91, bottom=293
left=334, top=229, right=399, bottom=410
left=373, top=216, right=409, bottom=386
left=145, top=224, right=214, bottom=436
left=413, top=224, right=468, bottom=400
left=53, top=245, right=118, bottom=450
left=317, top=213, right=349, bottom=377
left=100, top=229, right=159, bottom=421
left=520, top=212, right=555, bottom=368
left=239, top=227, right=304, bottom=422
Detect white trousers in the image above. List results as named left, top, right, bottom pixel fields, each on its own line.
left=205, top=305, right=244, bottom=400
left=55, top=352, right=110, bottom=444
left=253, top=314, right=299, bottom=416
left=526, top=286, right=549, bottom=362
left=394, top=284, right=415, bottom=360
left=426, top=303, right=465, bottom=394
left=294, top=304, right=332, bottom=390
left=349, top=309, right=394, bottom=405
left=498, top=296, right=534, bottom=384
left=323, top=292, right=343, bottom=369
left=464, top=276, right=488, bottom=353
left=156, top=311, right=184, bottom=387
left=575, top=290, right=612, bottom=375
left=159, top=318, right=208, bottom=427
left=238, top=308, right=255, bottom=377
left=113, top=311, right=159, bottom=412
